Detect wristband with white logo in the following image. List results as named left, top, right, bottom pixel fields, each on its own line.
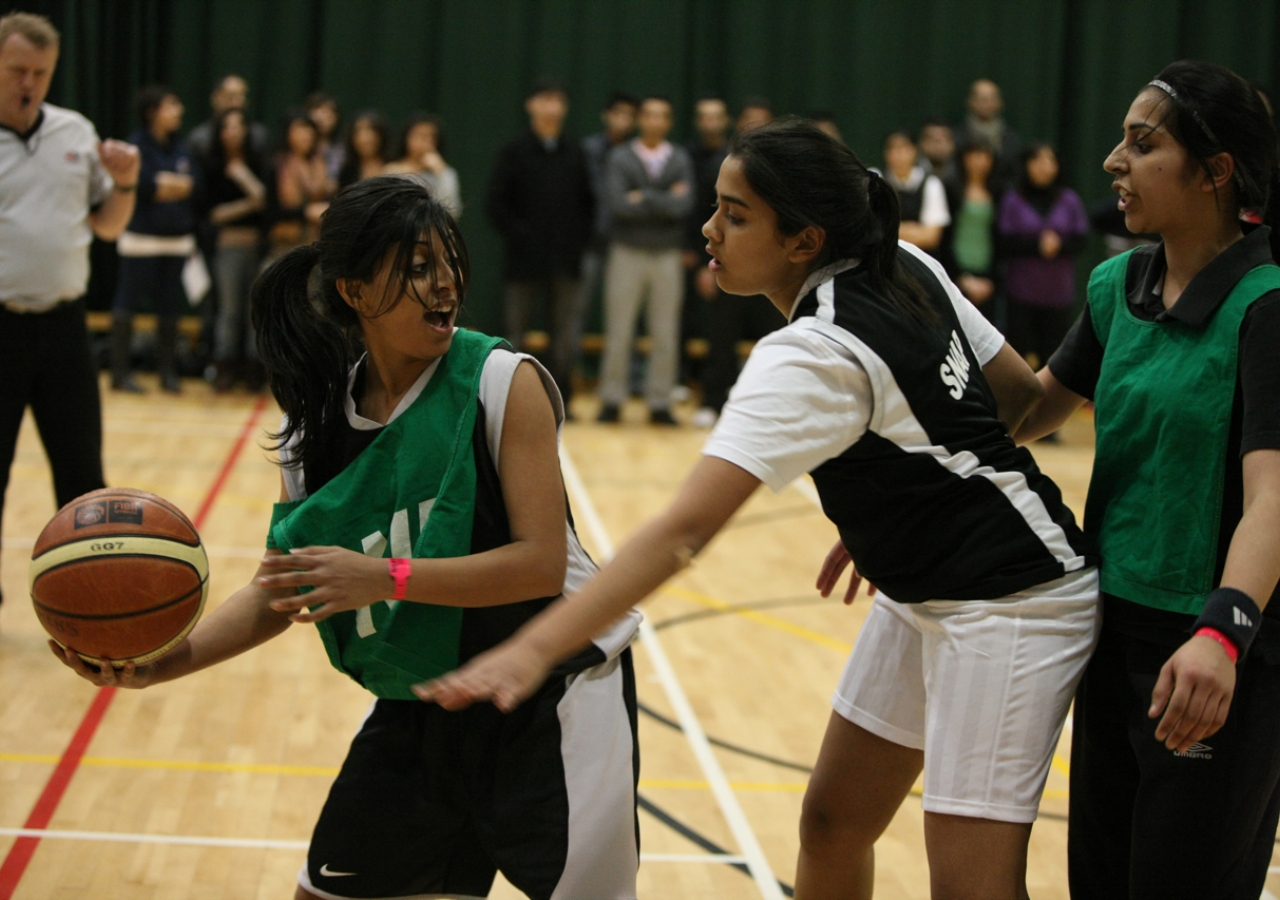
left=388, top=558, right=411, bottom=601
left=1192, top=587, right=1262, bottom=663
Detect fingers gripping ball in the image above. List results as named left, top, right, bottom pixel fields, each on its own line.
left=29, top=488, right=209, bottom=666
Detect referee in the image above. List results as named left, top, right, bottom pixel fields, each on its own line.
left=0, top=12, right=140, bottom=611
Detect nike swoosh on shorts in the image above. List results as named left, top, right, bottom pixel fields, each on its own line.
left=319, top=863, right=357, bottom=877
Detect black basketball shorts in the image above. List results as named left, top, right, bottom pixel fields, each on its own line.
left=298, top=650, right=638, bottom=900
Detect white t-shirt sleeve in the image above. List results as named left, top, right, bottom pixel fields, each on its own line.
left=899, top=241, right=1004, bottom=365
left=477, top=348, right=563, bottom=464
left=920, top=175, right=951, bottom=228
left=702, top=326, right=871, bottom=492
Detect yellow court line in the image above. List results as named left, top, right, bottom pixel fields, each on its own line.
left=660, top=585, right=854, bottom=653
left=640, top=779, right=808, bottom=792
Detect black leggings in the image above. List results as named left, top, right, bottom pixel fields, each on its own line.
left=1069, top=617, right=1280, bottom=898
left=0, top=300, right=105, bottom=580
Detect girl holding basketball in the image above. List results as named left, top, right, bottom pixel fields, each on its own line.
left=1014, top=61, right=1280, bottom=898
left=420, top=119, right=1100, bottom=899
left=55, top=174, right=642, bottom=900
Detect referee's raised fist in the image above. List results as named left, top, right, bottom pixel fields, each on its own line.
left=98, top=138, right=140, bottom=183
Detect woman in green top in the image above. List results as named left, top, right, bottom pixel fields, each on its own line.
left=1015, top=60, right=1280, bottom=898
left=946, top=137, right=1002, bottom=324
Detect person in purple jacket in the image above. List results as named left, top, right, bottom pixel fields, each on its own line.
left=997, top=143, right=1088, bottom=370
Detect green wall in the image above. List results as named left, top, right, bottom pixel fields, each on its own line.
left=17, top=0, right=1280, bottom=331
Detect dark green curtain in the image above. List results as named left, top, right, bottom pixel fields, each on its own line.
left=15, top=0, right=1280, bottom=331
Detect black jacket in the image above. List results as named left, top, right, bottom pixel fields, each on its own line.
left=485, top=130, right=594, bottom=279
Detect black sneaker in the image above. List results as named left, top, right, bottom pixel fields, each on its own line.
left=649, top=408, right=678, bottom=426
left=111, top=374, right=146, bottom=394
left=596, top=403, right=621, bottom=423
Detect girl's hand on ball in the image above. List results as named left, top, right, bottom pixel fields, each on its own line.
left=260, top=546, right=390, bottom=623
left=49, top=641, right=154, bottom=689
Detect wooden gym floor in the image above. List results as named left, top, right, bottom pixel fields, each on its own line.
left=1, top=375, right=1278, bottom=899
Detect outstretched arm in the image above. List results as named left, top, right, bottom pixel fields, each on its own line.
left=417, top=455, right=763, bottom=711
left=1012, top=367, right=1088, bottom=444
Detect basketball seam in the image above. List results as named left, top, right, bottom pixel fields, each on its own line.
left=28, top=536, right=209, bottom=589
left=32, top=578, right=206, bottom=620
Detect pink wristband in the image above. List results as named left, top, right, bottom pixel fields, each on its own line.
left=388, top=558, right=411, bottom=601
left=1195, top=627, right=1239, bottom=664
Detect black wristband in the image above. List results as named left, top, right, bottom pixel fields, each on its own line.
left=112, top=182, right=137, bottom=192
left=1193, top=587, right=1263, bottom=662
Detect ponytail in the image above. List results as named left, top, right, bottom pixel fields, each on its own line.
left=251, top=243, right=352, bottom=468
left=1264, top=164, right=1280, bottom=262
left=729, top=118, right=933, bottom=325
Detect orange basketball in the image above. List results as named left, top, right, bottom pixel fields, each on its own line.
left=29, top=487, right=209, bottom=666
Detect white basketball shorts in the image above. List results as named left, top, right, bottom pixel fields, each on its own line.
left=832, top=567, right=1100, bottom=823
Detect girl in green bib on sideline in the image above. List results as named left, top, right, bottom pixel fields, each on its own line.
left=1014, top=61, right=1280, bottom=898
left=54, top=174, right=642, bottom=900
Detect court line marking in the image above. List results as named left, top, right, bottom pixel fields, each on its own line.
left=560, top=444, right=785, bottom=900
left=660, top=585, right=853, bottom=652
left=0, top=828, right=748, bottom=865
left=0, top=395, right=269, bottom=900
left=790, top=476, right=1076, bottom=784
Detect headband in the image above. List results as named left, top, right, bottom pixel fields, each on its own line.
left=1149, top=79, right=1221, bottom=146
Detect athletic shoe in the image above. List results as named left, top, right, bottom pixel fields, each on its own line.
left=649, top=408, right=678, bottom=426
left=691, top=407, right=718, bottom=429
left=597, top=403, right=621, bottom=423
left=111, top=374, right=146, bottom=394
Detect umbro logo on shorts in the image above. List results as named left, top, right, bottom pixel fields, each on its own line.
left=1235, top=607, right=1253, bottom=627
left=1173, top=742, right=1213, bottom=759
left=319, top=863, right=357, bottom=877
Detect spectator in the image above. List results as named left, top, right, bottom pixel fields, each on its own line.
left=382, top=112, right=461, bottom=216
left=689, top=94, right=781, bottom=429
left=336, top=109, right=389, bottom=189
left=201, top=108, right=267, bottom=393
left=0, top=11, right=139, bottom=609
left=580, top=91, right=639, bottom=347
left=736, top=96, right=774, bottom=133
left=878, top=129, right=950, bottom=253
left=997, top=142, right=1087, bottom=370
left=485, top=80, right=594, bottom=407
left=305, top=91, right=343, bottom=187
left=268, top=109, right=329, bottom=258
left=959, top=78, right=1022, bottom=190
left=809, top=110, right=843, bottom=143
left=918, top=117, right=957, bottom=182
left=113, top=85, right=199, bottom=394
left=944, top=139, right=1003, bottom=324
left=187, top=73, right=269, bottom=166
left=597, top=95, right=693, bottom=426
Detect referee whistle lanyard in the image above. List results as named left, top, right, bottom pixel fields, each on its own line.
left=266, top=330, right=506, bottom=699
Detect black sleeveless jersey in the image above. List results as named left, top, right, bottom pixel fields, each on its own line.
left=794, top=247, right=1093, bottom=603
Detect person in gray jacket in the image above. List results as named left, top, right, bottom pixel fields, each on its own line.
left=597, top=95, right=693, bottom=425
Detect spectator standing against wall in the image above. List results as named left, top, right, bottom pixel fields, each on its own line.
left=187, top=74, right=269, bottom=165
left=486, top=81, right=594, bottom=409
left=336, top=109, right=388, bottom=189
left=878, top=129, right=950, bottom=255
left=269, top=109, right=329, bottom=259
left=997, top=143, right=1088, bottom=371
left=736, top=96, right=774, bottom=134
left=383, top=112, right=461, bottom=217
left=945, top=139, right=1004, bottom=326
left=919, top=117, right=957, bottom=183
left=960, top=79, right=1022, bottom=191
left=0, top=12, right=139, bottom=608
left=596, top=95, right=693, bottom=426
left=201, top=108, right=267, bottom=392
left=305, top=91, right=343, bottom=188
left=580, top=91, right=638, bottom=352
left=113, top=85, right=200, bottom=394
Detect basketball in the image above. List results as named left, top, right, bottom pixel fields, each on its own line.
left=28, top=487, right=209, bottom=666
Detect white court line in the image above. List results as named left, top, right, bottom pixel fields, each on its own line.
left=0, top=828, right=746, bottom=865
left=559, top=444, right=785, bottom=900
left=1263, top=888, right=1278, bottom=900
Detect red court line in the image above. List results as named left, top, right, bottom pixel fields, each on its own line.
left=0, top=395, right=269, bottom=899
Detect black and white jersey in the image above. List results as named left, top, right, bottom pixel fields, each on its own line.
left=704, top=242, right=1092, bottom=604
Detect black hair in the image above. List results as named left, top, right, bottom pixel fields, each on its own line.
left=1146, top=60, right=1280, bottom=259
left=135, top=84, right=172, bottom=127
left=398, top=111, right=446, bottom=157
left=883, top=129, right=915, bottom=148
left=279, top=107, right=319, bottom=156
left=1018, top=141, right=1062, bottom=193
left=639, top=94, right=674, bottom=110
left=209, top=107, right=259, bottom=170
left=305, top=90, right=338, bottom=113
left=527, top=78, right=567, bottom=100
left=603, top=91, right=639, bottom=110
left=727, top=117, right=932, bottom=323
left=919, top=117, right=952, bottom=133
left=337, top=109, right=389, bottom=187
left=252, top=174, right=470, bottom=470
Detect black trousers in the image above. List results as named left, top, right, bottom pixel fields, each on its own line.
left=700, top=290, right=783, bottom=412
left=0, top=300, right=106, bottom=594
left=1068, top=620, right=1280, bottom=899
